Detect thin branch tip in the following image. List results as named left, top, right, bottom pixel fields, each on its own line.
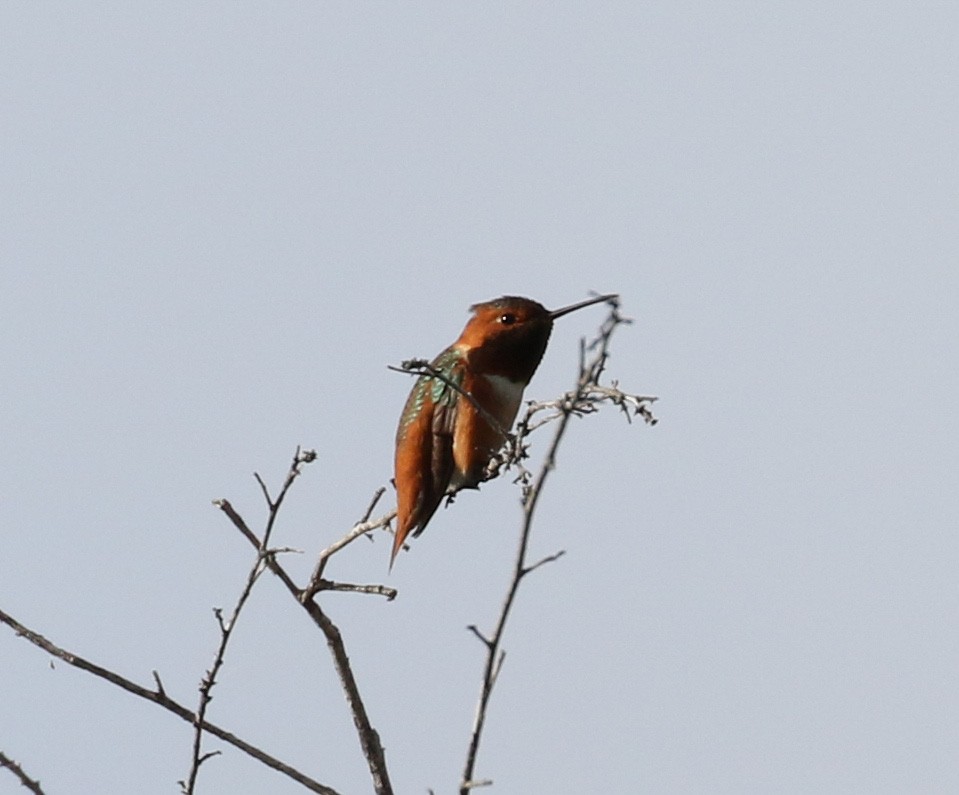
left=523, top=549, right=567, bottom=576
left=466, top=625, right=493, bottom=648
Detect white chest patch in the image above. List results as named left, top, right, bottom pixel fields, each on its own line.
left=482, top=373, right=525, bottom=425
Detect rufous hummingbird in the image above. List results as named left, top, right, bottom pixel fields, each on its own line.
left=391, top=293, right=617, bottom=566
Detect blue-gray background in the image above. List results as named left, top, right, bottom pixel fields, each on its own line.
left=3, top=4, right=957, bottom=793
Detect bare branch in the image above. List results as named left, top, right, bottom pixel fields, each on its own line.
left=459, top=302, right=656, bottom=793
left=461, top=777, right=493, bottom=790
left=0, top=608, right=339, bottom=795
left=183, top=542, right=270, bottom=792
left=212, top=498, right=260, bottom=548
left=305, top=506, right=397, bottom=597
left=298, top=597, right=392, bottom=795
left=261, top=447, right=317, bottom=549
left=152, top=670, right=167, bottom=698
left=359, top=487, right=386, bottom=523
left=254, top=471, right=273, bottom=508
left=0, top=751, right=45, bottom=795
left=466, top=625, right=492, bottom=649
left=309, top=579, right=397, bottom=601
left=220, top=461, right=394, bottom=795
left=183, top=450, right=321, bottom=790
left=523, top=549, right=566, bottom=576
left=489, top=651, right=506, bottom=689
left=214, top=500, right=301, bottom=595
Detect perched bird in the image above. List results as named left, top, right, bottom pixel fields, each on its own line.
left=391, top=293, right=617, bottom=566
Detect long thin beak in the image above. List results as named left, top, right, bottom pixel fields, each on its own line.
left=549, top=293, right=619, bottom=320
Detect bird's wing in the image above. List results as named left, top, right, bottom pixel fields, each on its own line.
left=392, top=348, right=466, bottom=569
left=412, top=349, right=463, bottom=537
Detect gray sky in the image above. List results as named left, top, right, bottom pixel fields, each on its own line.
left=2, top=4, right=958, bottom=793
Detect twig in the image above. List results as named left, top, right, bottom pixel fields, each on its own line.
left=0, top=750, right=45, bottom=795
left=304, top=484, right=395, bottom=597
left=459, top=303, right=656, bottom=793
left=0, top=608, right=338, bottom=795
left=359, top=486, right=387, bottom=523
left=485, top=391, right=655, bottom=489
left=524, top=549, right=566, bottom=575
left=182, top=549, right=272, bottom=792
left=305, top=510, right=395, bottom=590
left=258, top=447, right=317, bottom=549
left=462, top=778, right=493, bottom=790
left=213, top=500, right=301, bottom=595
left=466, top=625, right=491, bottom=648
left=309, top=580, right=398, bottom=600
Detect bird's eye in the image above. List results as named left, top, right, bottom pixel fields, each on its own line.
left=499, top=313, right=517, bottom=325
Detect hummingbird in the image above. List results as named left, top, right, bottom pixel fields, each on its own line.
left=391, top=292, right=617, bottom=566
